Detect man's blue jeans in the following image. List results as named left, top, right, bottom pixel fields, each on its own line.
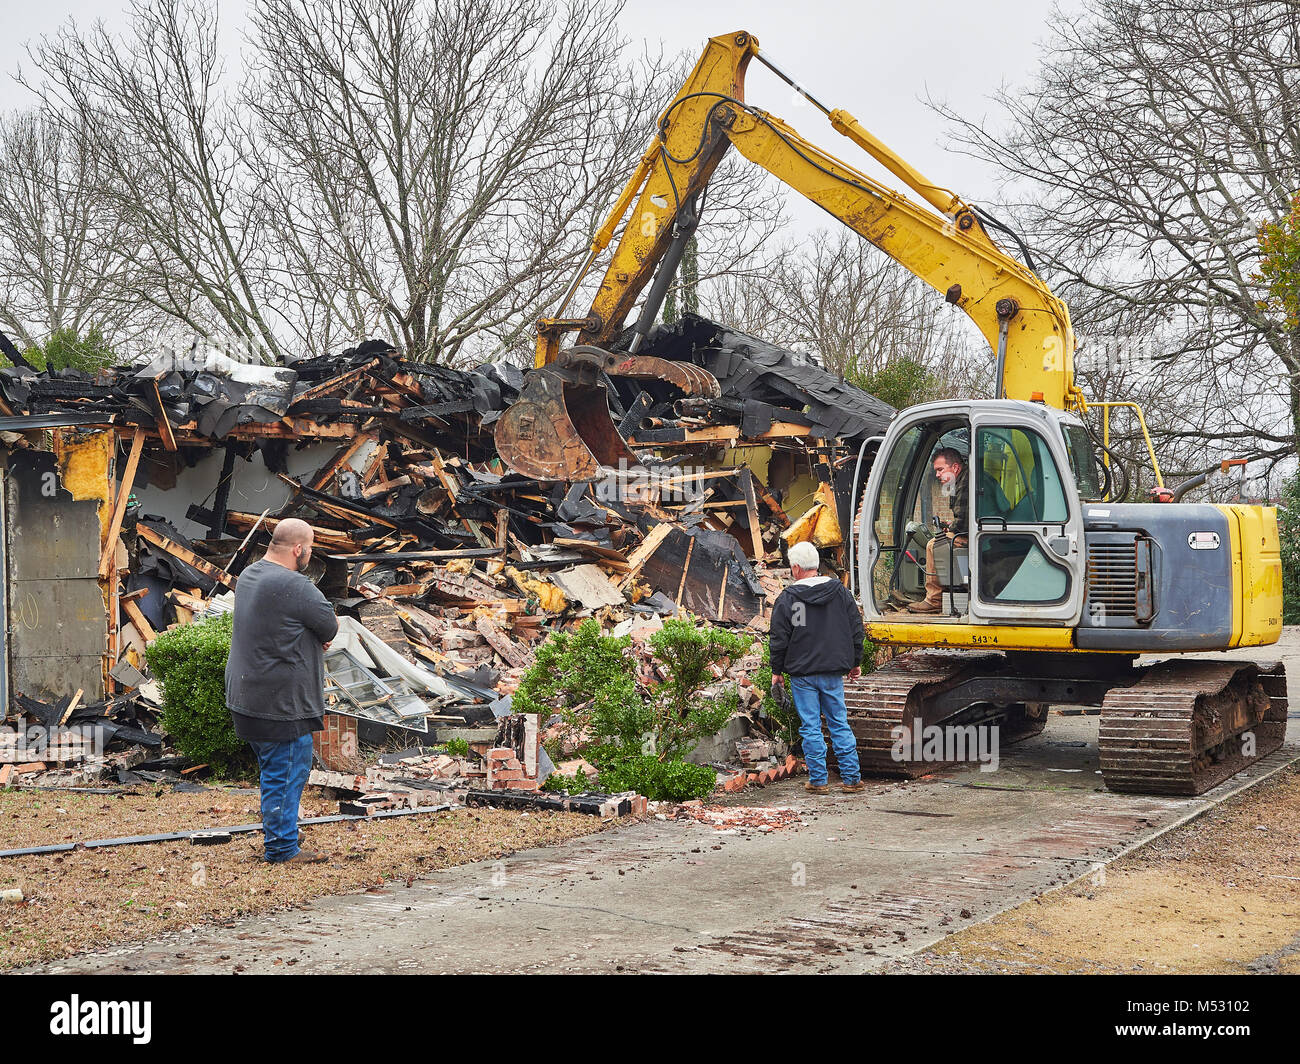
left=789, top=673, right=861, bottom=786
left=248, top=734, right=313, bottom=862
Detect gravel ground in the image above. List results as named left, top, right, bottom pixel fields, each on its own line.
left=880, top=764, right=1300, bottom=974
left=0, top=781, right=610, bottom=970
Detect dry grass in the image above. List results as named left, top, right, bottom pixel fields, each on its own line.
left=898, top=765, right=1300, bottom=974
left=0, top=781, right=609, bottom=970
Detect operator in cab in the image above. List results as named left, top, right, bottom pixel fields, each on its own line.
left=908, top=447, right=968, bottom=614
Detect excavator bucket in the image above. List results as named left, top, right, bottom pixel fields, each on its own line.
left=494, top=366, right=637, bottom=481
left=494, top=346, right=720, bottom=482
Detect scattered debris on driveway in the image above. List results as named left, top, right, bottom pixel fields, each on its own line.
left=671, top=802, right=804, bottom=833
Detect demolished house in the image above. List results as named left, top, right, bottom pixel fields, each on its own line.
left=0, top=317, right=892, bottom=803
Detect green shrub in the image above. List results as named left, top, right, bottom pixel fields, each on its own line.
left=641, top=619, right=750, bottom=761
left=22, top=326, right=118, bottom=374
left=512, top=618, right=644, bottom=745
left=444, top=736, right=469, bottom=758
left=541, top=766, right=590, bottom=793
left=596, top=754, right=717, bottom=802
left=849, top=355, right=943, bottom=410
left=144, top=614, right=245, bottom=770
left=515, top=616, right=753, bottom=800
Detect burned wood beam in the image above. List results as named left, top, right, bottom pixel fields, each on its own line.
left=288, top=360, right=379, bottom=406
left=398, top=400, right=477, bottom=422
left=136, top=524, right=238, bottom=590
left=0, top=328, right=34, bottom=370
left=309, top=436, right=371, bottom=492
left=326, top=547, right=503, bottom=563
left=208, top=442, right=239, bottom=539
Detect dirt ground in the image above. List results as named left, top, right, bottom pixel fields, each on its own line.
left=885, top=764, right=1300, bottom=974
left=0, top=781, right=610, bottom=970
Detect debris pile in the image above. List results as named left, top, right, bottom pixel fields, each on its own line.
left=0, top=318, right=892, bottom=796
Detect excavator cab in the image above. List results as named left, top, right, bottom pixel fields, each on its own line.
left=862, top=400, right=1088, bottom=627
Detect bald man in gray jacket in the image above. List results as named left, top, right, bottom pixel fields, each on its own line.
left=226, top=519, right=338, bottom=864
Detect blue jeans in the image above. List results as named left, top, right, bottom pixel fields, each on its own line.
left=248, top=734, right=314, bottom=861
left=789, top=673, right=861, bottom=786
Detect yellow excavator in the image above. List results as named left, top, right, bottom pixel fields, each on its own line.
left=496, top=31, right=1286, bottom=796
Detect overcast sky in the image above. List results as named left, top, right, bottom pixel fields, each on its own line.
left=0, top=0, right=1080, bottom=234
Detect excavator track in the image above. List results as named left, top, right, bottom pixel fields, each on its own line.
left=842, top=650, right=1045, bottom=778
left=1099, top=660, right=1286, bottom=796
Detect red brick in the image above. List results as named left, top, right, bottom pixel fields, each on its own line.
left=505, top=778, right=540, bottom=791
left=492, top=768, right=525, bottom=782
left=14, top=763, right=46, bottom=774
left=0, top=765, right=13, bottom=786
left=313, top=714, right=359, bottom=771
left=487, top=747, right=515, bottom=761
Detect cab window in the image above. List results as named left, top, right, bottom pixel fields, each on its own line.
left=975, top=427, right=1068, bottom=523
left=1062, top=423, right=1102, bottom=501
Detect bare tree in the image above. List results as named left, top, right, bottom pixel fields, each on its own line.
left=244, top=0, right=669, bottom=364
left=0, top=110, right=148, bottom=349
left=931, top=0, right=1300, bottom=477
left=27, top=0, right=284, bottom=361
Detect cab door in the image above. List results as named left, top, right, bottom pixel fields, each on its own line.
left=968, top=408, right=1085, bottom=626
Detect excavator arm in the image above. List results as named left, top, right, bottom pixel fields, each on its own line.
left=502, top=30, right=1081, bottom=480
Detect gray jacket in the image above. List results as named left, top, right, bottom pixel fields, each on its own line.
left=224, top=558, right=339, bottom=721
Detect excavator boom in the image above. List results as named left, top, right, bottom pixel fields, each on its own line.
left=499, top=31, right=1081, bottom=480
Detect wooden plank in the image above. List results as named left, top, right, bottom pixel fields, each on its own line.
left=309, top=436, right=371, bottom=491
left=58, top=689, right=84, bottom=727
left=742, top=467, right=763, bottom=562
left=362, top=475, right=411, bottom=499
left=170, top=589, right=207, bottom=610
left=651, top=467, right=743, bottom=490
left=225, top=511, right=356, bottom=551
left=617, top=522, right=673, bottom=590
left=674, top=535, right=696, bottom=607
left=98, top=430, right=146, bottom=580
left=275, top=473, right=400, bottom=530
left=208, top=442, right=238, bottom=537
left=148, top=378, right=177, bottom=452
left=289, top=360, right=379, bottom=405
left=136, top=524, right=237, bottom=590
left=755, top=481, right=792, bottom=528
left=122, top=599, right=157, bottom=643
left=495, top=508, right=509, bottom=550
left=376, top=584, right=423, bottom=598
left=327, top=547, right=502, bottom=563
left=475, top=614, right=531, bottom=669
